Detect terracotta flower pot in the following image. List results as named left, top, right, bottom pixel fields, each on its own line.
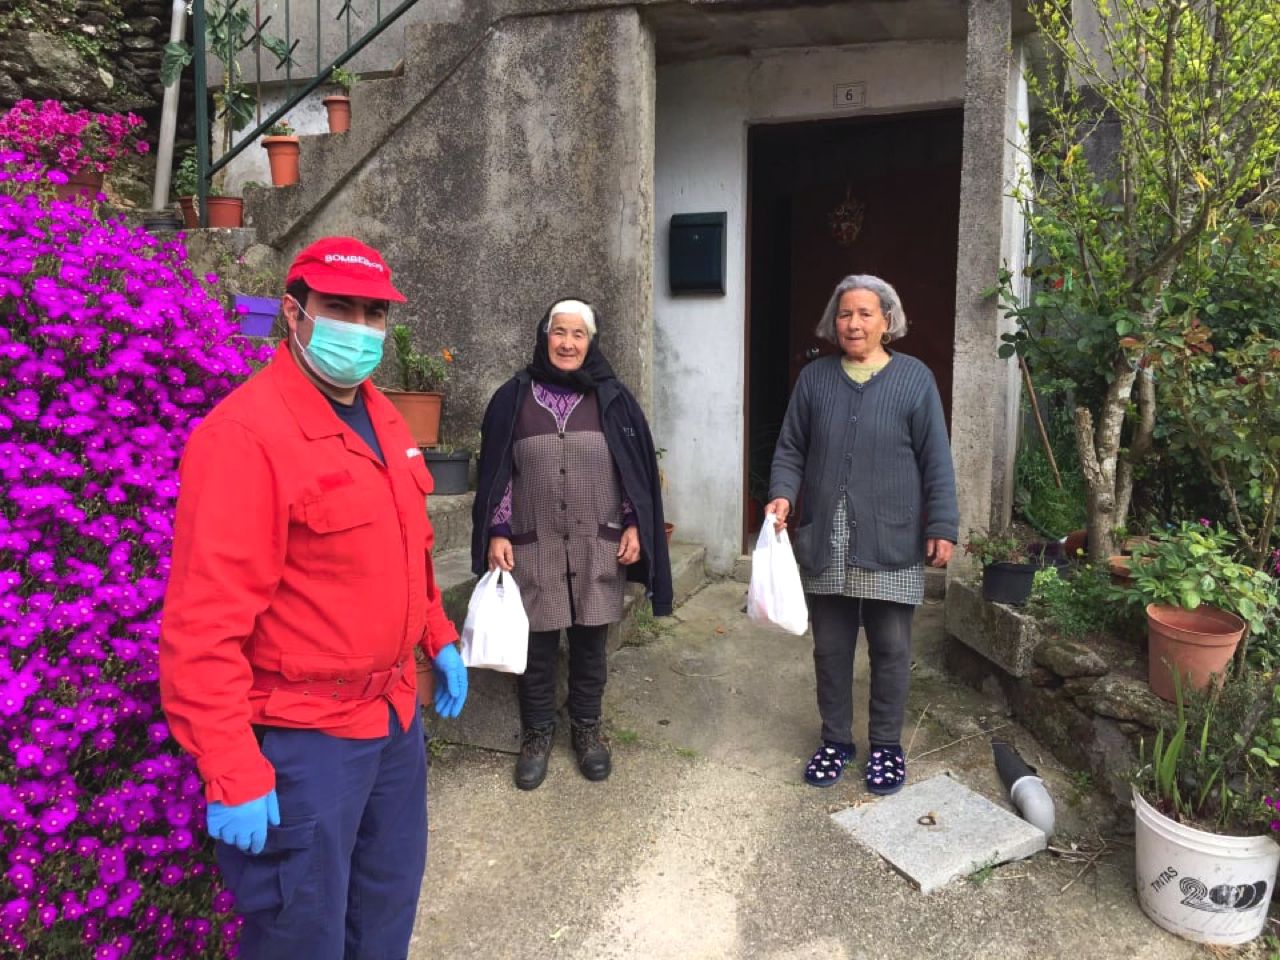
left=262, top=135, right=301, bottom=186
left=54, top=168, right=104, bottom=201
left=1145, top=602, right=1245, bottom=702
left=382, top=390, right=443, bottom=447
left=415, top=656, right=434, bottom=710
left=177, top=196, right=199, bottom=228
left=322, top=95, right=351, bottom=134
left=205, top=196, right=243, bottom=229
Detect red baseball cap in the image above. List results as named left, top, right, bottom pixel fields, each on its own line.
left=285, top=236, right=407, bottom=302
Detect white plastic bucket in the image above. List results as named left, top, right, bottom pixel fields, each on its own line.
left=1133, top=789, right=1280, bottom=944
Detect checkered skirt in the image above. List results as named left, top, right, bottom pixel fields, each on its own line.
left=800, top=498, right=924, bottom=605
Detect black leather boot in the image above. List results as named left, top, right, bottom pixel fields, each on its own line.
left=571, top=718, right=612, bottom=781
left=514, top=723, right=554, bottom=791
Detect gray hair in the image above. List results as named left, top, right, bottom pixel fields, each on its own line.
left=814, top=274, right=907, bottom=344
left=544, top=299, right=597, bottom=338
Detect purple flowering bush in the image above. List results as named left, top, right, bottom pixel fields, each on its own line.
left=0, top=155, right=270, bottom=956
left=0, top=100, right=148, bottom=177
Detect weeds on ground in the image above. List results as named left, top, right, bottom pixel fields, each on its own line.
left=674, top=746, right=697, bottom=759
left=966, top=858, right=997, bottom=887
left=1067, top=770, right=1094, bottom=808
left=612, top=728, right=640, bottom=746
left=625, top=600, right=669, bottom=647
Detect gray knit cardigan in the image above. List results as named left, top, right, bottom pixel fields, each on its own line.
left=768, top=353, right=959, bottom=575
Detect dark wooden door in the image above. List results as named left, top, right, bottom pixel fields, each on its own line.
left=786, top=163, right=960, bottom=426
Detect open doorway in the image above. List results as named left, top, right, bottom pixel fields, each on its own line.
left=744, top=109, right=964, bottom=543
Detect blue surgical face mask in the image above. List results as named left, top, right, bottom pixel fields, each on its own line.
left=292, top=301, right=385, bottom=389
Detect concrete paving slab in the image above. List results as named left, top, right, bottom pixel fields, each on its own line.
left=831, top=772, right=1048, bottom=894
left=410, top=580, right=1210, bottom=960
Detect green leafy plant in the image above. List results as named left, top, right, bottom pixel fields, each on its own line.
left=161, top=0, right=294, bottom=156
left=997, top=0, right=1280, bottom=562
left=1124, top=522, right=1279, bottom=670
left=330, top=66, right=359, bottom=94
left=1160, top=319, right=1280, bottom=572
left=388, top=325, right=452, bottom=393
left=1136, top=670, right=1280, bottom=836
left=265, top=119, right=295, bottom=137
left=1031, top=565, right=1139, bottom=642
left=171, top=146, right=198, bottom=198
left=432, top=431, right=480, bottom=457
left=963, top=529, right=1026, bottom=567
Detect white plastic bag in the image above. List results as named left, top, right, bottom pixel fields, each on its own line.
left=746, top=513, right=809, bottom=635
left=459, top=570, right=529, bottom=673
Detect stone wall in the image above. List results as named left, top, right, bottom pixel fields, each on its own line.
left=0, top=0, right=182, bottom=123
left=255, top=6, right=656, bottom=446
left=945, top=578, right=1174, bottom=804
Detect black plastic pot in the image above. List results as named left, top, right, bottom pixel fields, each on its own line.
left=981, top=561, right=1037, bottom=605
left=423, top=450, right=470, bottom=495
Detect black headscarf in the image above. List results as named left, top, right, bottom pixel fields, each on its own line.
left=526, top=298, right=617, bottom=390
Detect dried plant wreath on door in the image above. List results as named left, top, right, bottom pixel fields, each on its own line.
left=828, top=186, right=866, bottom=247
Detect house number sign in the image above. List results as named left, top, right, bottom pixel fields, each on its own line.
left=833, top=82, right=867, bottom=109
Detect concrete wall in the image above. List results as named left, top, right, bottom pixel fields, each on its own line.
left=653, top=59, right=750, bottom=575
left=949, top=0, right=1023, bottom=550
left=653, top=41, right=966, bottom=572
left=280, top=7, right=654, bottom=451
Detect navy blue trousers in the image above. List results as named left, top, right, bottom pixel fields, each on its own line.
left=215, top=707, right=428, bottom=960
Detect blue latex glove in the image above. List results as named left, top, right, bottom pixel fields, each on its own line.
left=432, top=644, right=468, bottom=718
left=207, top=789, right=280, bottom=855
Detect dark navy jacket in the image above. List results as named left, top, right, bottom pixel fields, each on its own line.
left=472, top=371, right=673, bottom=616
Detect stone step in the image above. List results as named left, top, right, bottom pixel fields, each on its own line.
left=730, top=553, right=947, bottom=600
left=425, top=491, right=474, bottom=557
left=245, top=16, right=490, bottom=248
left=425, top=541, right=708, bottom=753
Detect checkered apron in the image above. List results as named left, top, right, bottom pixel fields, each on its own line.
left=800, top=498, right=924, bottom=605
left=508, top=387, right=627, bottom=631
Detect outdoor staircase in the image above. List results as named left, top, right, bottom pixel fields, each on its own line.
left=424, top=492, right=708, bottom=752
left=244, top=12, right=490, bottom=248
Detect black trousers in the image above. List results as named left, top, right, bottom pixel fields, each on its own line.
left=808, top=594, right=915, bottom=747
left=517, top=623, right=609, bottom=728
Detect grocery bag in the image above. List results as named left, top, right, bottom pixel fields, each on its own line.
left=746, top=513, right=809, bottom=635
left=459, top=569, right=529, bottom=673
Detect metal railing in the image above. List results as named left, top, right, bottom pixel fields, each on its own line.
left=190, top=0, right=420, bottom=226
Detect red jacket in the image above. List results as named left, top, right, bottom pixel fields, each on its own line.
left=160, top=344, right=458, bottom=805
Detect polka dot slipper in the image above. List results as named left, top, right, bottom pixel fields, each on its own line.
left=804, top=742, right=853, bottom=787
left=865, top=744, right=906, bottom=796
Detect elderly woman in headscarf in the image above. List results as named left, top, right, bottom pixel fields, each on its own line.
left=766, top=274, right=958, bottom=795
left=473, top=298, right=672, bottom=791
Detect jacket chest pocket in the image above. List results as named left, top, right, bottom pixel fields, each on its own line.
left=295, top=483, right=384, bottom=580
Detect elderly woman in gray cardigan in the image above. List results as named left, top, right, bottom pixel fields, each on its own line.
left=767, top=274, right=958, bottom=794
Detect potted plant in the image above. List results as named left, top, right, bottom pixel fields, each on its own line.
left=0, top=99, right=148, bottom=199
left=1123, top=521, right=1277, bottom=702
left=173, top=147, right=200, bottom=228
left=1131, top=671, right=1280, bottom=945
left=233, top=293, right=279, bottom=337
left=322, top=66, right=358, bottom=134
left=381, top=325, right=452, bottom=447
left=656, top=446, right=674, bottom=543
left=170, top=146, right=243, bottom=228
left=422, top=433, right=477, bottom=496
left=964, top=529, right=1037, bottom=605
left=261, top=120, right=300, bottom=187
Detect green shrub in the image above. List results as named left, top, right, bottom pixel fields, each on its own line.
left=1031, top=566, right=1140, bottom=641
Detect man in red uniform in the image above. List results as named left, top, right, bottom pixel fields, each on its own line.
left=160, top=236, right=467, bottom=959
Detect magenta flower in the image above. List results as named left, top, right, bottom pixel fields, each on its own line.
left=0, top=143, right=270, bottom=956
